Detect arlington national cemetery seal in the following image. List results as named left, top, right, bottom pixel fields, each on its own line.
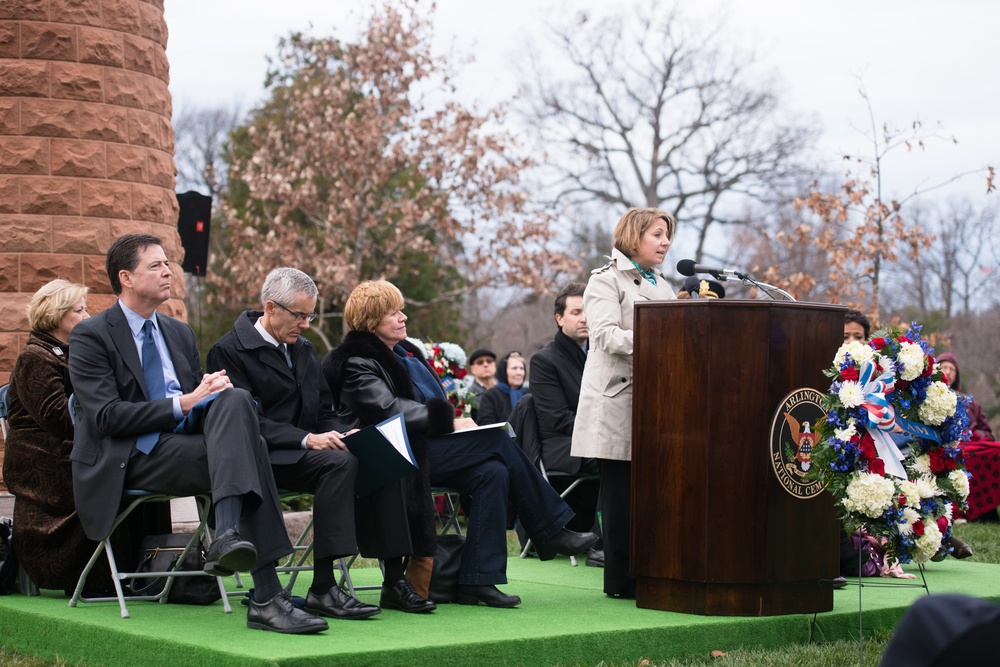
left=769, top=388, right=826, bottom=499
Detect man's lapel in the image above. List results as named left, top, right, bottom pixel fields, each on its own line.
left=107, top=303, right=146, bottom=392
left=159, top=315, right=196, bottom=392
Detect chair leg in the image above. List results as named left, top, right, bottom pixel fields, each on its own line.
left=102, top=537, right=130, bottom=619
left=194, top=496, right=233, bottom=613
left=68, top=539, right=109, bottom=609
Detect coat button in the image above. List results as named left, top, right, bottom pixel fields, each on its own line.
left=621, top=377, right=627, bottom=383
left=120, top=462, right=126, bottom=468
left=634, top=279, right=640, bottom=285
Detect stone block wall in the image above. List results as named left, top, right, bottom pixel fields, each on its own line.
left=0, top=0, right=185, bottom=488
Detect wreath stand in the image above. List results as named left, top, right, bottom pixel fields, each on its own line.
left=810, top=548, right=931, bottom=663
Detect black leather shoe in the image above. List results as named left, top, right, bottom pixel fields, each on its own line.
left=585, top=548, right=605, bottom=568
left=832, top=576, right=848, bottom=589
left=305, top=586, right=381, bottom=620
left=457, top=584, right=521, bottom=608
left=247, top=591, right=329, bottom=634
left=949, top=535, right=974, bottom=559
left=535, top=528, right=599, bottom=561
left=380, top=579, right=436, bottom=613
left=204, top=528, right=257, bottom=576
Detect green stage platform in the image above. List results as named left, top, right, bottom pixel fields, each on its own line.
left=2, top=556, right=998, bottom=666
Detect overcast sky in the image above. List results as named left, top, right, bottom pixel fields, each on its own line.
left=163, top=0, right=997, bottom=203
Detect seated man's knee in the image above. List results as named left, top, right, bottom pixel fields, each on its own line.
left=314, top=449, right=358, bottom=476
left=213, top=386, right=255, bottom=411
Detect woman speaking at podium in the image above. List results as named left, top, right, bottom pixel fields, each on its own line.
left=571, top=208, right=677, bottom=599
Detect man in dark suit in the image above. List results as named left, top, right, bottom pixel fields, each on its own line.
left=529, top=282, right=601, bottom=564
left=207, top=267, right=433, bottom=615
left=68, top=234, right=328, bottom=634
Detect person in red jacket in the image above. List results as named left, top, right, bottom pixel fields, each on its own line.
left=937, top=352, right=1000, bottom=523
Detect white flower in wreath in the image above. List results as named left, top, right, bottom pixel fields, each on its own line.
left=915, top=476, right=939, bottom=499
left=835, top=418, right=858, bottom=442
left=917, top=381, right=958, bottom=426
left=834, top=341, right=875, bottom=368
left=914, top=521, right=944, bottom=563
left=948, top=469, right=971, bottom=499
left=897, top=342, right=926, bottom=381
left=898, top=507, right=921, bottom=535
left=842, top=473, right=897, bottom=518
left=944, top=502, right=954, bottom=521
left=437, top=342, right=468, bottom=368
left=911, top=454, right=932, bottom=477
left=874, top=354, right=894, bottom=375
left=838, top=381, right=865, bottom=409
left=897, top=480, right=921, bottom=509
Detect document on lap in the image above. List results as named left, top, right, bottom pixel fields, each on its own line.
left=344, top=413, right=418, bottom=497
left=454, top=422, right=516, bottom=439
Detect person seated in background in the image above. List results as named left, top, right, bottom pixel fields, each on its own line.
left=207, top=267, right=428, bottom=617
left=322, top=280, right=598, bottom=608
left=937, top=352, right=1000, bottom=529
left=528, top=282, right=602, bottom=566
left=476, top=351, right=528, bottom=425
left=843, top=308, right=870, bottom=342
left=465, top=348, right=496, bottom=422
left=938, top=352, right=994, bottom=442
left=3, top=279, right=165, bottom=595
left=69, top=234, right=326, bottom=634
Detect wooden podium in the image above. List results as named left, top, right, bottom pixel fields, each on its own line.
left=632, top=300, right=843, bottom=616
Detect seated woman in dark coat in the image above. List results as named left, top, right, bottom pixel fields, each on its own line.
left=476, top=351, right=528, bottom=425
left=3, top=280, right=93, bottom=592
left=322, top=280, right=598, bottom=608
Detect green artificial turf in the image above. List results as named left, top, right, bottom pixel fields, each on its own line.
left=1, top=554, right=997, bottom=667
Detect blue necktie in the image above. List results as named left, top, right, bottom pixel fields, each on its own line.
left=136, top=319, right=166, bottom=454
left=282, top=344, right=293, bottom=369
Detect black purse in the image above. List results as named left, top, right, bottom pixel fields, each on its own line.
left=0, top=517, right=18, bottom=595
left=130, top=533, right=222, bottom=605
left=428, top=534, right=465, bottom=603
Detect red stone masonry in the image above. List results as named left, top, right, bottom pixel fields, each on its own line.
left=0, top=0, right=184, bottom=482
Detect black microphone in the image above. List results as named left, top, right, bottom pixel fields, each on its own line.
left=675, top=259, right=746, bottom=280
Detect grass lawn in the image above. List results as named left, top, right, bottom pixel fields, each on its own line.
left=2, top=515, right=997, bottom=666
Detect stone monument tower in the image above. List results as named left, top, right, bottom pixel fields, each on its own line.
left=0, top=0, right=185, bottom=486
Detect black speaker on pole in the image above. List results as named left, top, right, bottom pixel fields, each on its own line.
left=176, top=191, right=212, bottom=276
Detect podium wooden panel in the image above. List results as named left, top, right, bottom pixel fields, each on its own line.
left=631, top=300, right=842, bottom=616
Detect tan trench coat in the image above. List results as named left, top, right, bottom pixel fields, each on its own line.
left=570, top=248, right=676, bottom=462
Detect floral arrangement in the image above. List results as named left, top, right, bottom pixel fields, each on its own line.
left=808, top=323, right=972, bottom=564
left=407, top=337, right=476, bottom=418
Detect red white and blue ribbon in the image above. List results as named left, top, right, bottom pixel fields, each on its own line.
left=858, top=360, right=908, bottom=479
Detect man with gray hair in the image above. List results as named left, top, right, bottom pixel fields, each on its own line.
left=208, top=268, right=429, bottom=618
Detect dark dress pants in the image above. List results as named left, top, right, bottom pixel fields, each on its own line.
left=271, top=449, right=412, bottom=560
left=123, top=388, right=292, bottom=568
left=428, top=428, right=574, bottom=585
left=598, top=458, right=635, bottom=597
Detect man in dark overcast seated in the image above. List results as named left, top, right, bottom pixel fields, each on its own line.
left=207, top=267, right=433, bottom=616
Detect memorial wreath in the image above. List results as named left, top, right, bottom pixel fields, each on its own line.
left=808, top=323, right=972, bottom=563
left=408, top=338, right=476, bottom=418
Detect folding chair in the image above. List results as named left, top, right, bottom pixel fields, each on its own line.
left=274, top=491, right=373, bottom=597
left=509, top=394, right=599, bottom=566
left=432, top=487, right=463, bottom=535
left=65, top=394, right=232, bottom=618
left=519, top=460, right=599, bottom=565
left=67, top=491, right=232, bottom=617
